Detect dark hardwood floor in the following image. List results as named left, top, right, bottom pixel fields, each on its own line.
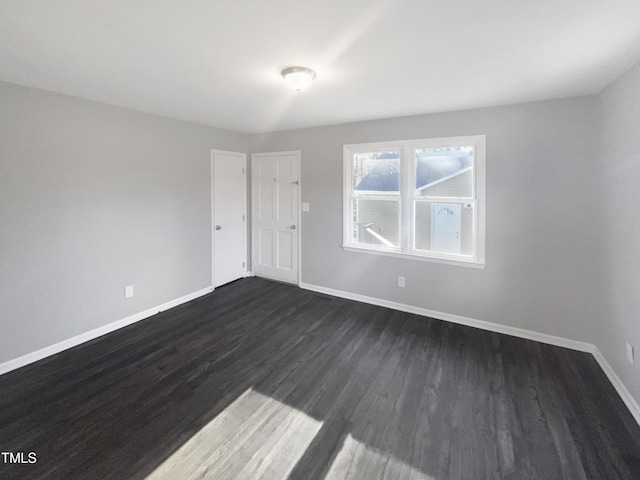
left=1, top=277, right=639, bottom=479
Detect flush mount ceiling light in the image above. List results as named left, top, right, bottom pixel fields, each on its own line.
left=281, top=66, right=316, bottom=91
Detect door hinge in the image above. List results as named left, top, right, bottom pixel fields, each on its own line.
left=243, top=261, right=245, bottom=268
left=242, top=167, right=245, bottom=174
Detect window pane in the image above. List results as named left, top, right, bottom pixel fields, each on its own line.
left=353, top=151, right=400, bottom=195
left=352, top=198, right=400, bottom=248
left=414, top=201, right=474, bottom=255
left=415, top=146, right=473, bottom=198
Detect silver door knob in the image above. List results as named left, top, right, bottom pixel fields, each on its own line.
left=290, top=225, right=296, bottom=230
left=216, top=225, right=222, bottom=230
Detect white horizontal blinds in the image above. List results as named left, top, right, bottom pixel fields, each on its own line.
left=413, top=146, right=475, bottom=256
left=352, top=151, right=401, bottom=249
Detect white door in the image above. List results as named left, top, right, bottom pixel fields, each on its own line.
left=431, top=203, right=461, bottom=254
left=213, top=151, right=247, bottom=288
left=252, top=152, right=299, bottom=284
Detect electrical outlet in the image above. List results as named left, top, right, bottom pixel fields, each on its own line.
left=398, top=276, right=405, bottom=288
left=125, top=285, right=134, bottom=299
left=626, top=343, right=634, bottom=365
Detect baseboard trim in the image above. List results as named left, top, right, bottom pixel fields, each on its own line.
left=300, top=282, right=592, bottom=352
left=0, top=286, right=214, bottom=376
left=299, top=281, right=640, bottom=425
left=590, top=346, right=640, bottom=425
left=3, top=280, right=638, bottom=426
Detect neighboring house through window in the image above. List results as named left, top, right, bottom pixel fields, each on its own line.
left=343, top=135, right=486, bottom=267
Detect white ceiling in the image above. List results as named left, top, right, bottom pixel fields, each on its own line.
left=2, top=0, right=640, bottom=134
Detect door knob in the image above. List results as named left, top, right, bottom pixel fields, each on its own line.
left=290, top=225, right=296, bottom=230
left=216, top=225, right=222, bottom=230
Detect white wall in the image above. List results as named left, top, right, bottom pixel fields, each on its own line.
left=0, top=81, right=249, bottom=364
left=597, top=61, right=640, bottom=404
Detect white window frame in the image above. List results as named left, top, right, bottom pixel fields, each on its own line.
left=343, top=135, right=486, bottom=268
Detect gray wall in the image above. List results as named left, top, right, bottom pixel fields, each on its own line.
left=0, top=81, right=248, bottom=364
left=3, top=70, right=637, bottom=411
left=597, top=61, right=640, bottom=403
left=250, top=97, right=602, bottom=343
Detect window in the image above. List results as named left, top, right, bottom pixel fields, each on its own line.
left=343, top=135, right=485, bottom=267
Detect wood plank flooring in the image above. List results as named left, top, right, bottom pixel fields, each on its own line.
left=1, top=277, right=639, bottom=479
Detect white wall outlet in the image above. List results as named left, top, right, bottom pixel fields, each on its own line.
left=302, top=202, right=310, bottom=212
left=626, top=343, right=634, bottom=365
left=398, top=276, right=405, bottom=288
left=125, top=285, right=134, bottom=299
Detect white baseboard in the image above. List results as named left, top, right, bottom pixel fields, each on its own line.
left=300, top=282, right=592, bottom=352
left=590, top=346, right=640, bottom=425
left=3, top=279, right=638, bottom=427
left=299, top=281, right=640, bottom=426
left=0, top=286, right=214, bottom=376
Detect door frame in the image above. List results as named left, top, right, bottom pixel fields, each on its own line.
left=250, top=150, right=302, bottom=286
left=211, top=149, right=248, bottom=289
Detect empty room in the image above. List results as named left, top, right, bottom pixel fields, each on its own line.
left=1, top=1, right=640, bottom=479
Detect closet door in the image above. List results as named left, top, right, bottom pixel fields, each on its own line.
left=213, top=151, right=247, bottom=288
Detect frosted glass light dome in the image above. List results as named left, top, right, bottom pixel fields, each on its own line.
left=281, top=67, right=316, bottom=91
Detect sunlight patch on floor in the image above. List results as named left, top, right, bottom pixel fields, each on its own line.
left=325, top=434, right=435, bottom=480
left=146, top=388, right=322, bottom=480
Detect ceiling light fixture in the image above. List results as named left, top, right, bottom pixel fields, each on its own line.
left=281, top=66, right=316, bottom=91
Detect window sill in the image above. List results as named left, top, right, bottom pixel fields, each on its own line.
left=341, top=245, right=486, bottom=269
